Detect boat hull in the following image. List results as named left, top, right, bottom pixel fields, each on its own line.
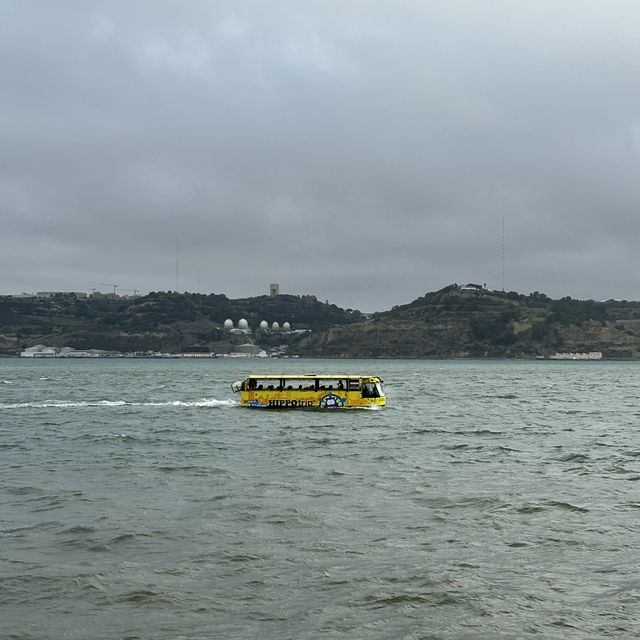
left=241, top=389, right=386, bottom=409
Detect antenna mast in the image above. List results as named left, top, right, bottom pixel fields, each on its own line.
left=175, top=241, right=179, bottom=292
left=501, top=217, right=505, bottom=292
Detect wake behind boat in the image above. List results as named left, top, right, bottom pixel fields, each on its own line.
left=231, top=374, right=386, bottom=409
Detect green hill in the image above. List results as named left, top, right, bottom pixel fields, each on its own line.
left=0, top=291, right=361, bottom=356
left=3, top=286, right=640, bottom=358
left=289, top=285, right=640, bottom=359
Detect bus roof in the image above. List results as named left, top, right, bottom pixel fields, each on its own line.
left=244, top=374, right=379, bottom=380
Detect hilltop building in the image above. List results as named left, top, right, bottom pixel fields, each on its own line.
left=36, top=291, right=88, bottom=299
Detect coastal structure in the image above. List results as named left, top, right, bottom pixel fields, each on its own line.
left=550, top=352, right=603, bottom=360
left=20, top=345, right=119, bottom=358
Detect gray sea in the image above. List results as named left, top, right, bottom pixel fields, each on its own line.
left=1, top=358, right=639, bottom=639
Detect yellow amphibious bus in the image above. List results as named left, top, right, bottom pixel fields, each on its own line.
left=231, top=374, right=386, bottom=409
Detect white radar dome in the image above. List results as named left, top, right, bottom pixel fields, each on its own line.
left=283, top=322, right=291, bottom=332
left=223, top=319, right=233, bottom=330
left=271, top=321, right=280, bottom=331
left=259, top=320, right=268, bottom=330
left=238, top=318, right=249, bottom=330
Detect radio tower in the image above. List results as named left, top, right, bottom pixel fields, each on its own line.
left=501, top=217, right=505, bottom=292
left=175, top=241, right=179, bottom=292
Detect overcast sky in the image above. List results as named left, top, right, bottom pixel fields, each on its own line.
left=2, top=1, right=640, bottom=311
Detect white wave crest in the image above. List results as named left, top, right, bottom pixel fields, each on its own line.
left=141, top=398, right=238, bottom=407
left=0, top=398, right=239, bottom=409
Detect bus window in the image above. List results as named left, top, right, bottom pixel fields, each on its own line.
left=362, top=382, right=379, bottom=398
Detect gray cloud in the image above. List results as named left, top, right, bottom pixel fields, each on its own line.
left=2, top=1, right=640, bottom=310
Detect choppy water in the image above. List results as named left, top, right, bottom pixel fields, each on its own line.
left=2, top=358, right=640, bottom=639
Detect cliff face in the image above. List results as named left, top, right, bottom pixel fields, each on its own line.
left=3, top=286, right=640, bottom=358
left=290, top=287, right=640, bottom=359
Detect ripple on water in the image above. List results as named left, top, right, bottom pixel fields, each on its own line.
left=3, top=359, right=640, bottom=639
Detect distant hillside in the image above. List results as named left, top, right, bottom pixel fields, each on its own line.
left=3, top=286, right=640, bottom=358
left=0, top=292, right=362, bottom=356
left=289, top=285, right=640, bottom=359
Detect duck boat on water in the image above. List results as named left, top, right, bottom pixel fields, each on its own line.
left=231, top=374, right=386, bottom=409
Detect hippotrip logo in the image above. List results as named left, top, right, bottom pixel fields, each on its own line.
left=267, top=399, right=315, bottom=408
left=317, top=392, right=347, bottom=408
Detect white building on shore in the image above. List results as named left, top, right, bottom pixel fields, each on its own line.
left=550, top=351, right=603, bottom=360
